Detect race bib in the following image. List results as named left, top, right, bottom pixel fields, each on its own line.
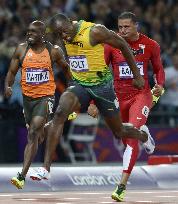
left=26, top=68, right=49, bottom=85
left=142, top=106, right=149, bottom=118
left=119, top=62, right=144, bottom=79
left=69, top=55, right=89, bottom=72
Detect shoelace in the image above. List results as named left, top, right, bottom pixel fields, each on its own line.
left=17, top=172, right=25, bottom=181
left=38, top=168, right=47, bottom=176
left=117, top=184, right=126, bottom=192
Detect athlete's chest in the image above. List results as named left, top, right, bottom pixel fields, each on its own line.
left=23, top=49, right=51, bottom=65
left=113, top=41, right=152, bottom=62
left=65, top=32, right=92, bottom=53
left=112, top=41, right=153, bottom=79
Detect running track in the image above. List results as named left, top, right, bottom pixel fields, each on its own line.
left=0, top=190, right=178, bottom=204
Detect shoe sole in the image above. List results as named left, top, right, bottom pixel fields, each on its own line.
left=145, top=136, right=155, bottom=154
left=11, top=179, right=23, bottom=189
left=141, top=126, right=155, bottom=154
left=111, top=194, right=123, bottom=202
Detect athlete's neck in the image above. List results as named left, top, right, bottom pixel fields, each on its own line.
left=30, top=41, right=46, bottom=53
left=128, top=32, right=139, bottom=41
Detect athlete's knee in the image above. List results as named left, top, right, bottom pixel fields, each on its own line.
left=122, top=123, right=136, bottom=137
left=112, top=126, right=125, bottom=139
left=54, top=106, right=68, bottom=123
left=54, top=91, right=80, bottom=122
left=60, top=91, right=79, bottom=108
left=118, top=124, right=136, bottom=139
left=118, top=128, right=127, bottom=138
left=28, top=126, right=40, bottom=142
left=110, top=125, right=123, bottom=139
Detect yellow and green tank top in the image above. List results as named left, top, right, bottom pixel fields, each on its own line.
left=65, top=20, right=112, bottom=86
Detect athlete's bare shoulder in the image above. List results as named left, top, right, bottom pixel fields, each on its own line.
left=51, top=44, right=63, bottom=53
left=11, top=42, right=28, bottom=59
left=51, top=44, right=65, bottom=62
left=90, top=24, right=112, bottom=45
left=19, top=42, right=27, bottom=46
left=16, top=42, right=28, bottom=53
left=91, top=24, right=107, bottom=34
left=18, top=42, right=28, bottom=48
left=141, top=33, right=160, bottom=47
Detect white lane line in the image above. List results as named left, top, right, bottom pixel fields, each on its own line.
left=65, top=198, right=81, bottom=200
left=129, top=190, right=178, bottom=193
left=74, top=192, right=106, bottom=195
left=156, top=195, right=177, bottom=198
left=56, top=203, right=73, bottom=204
left=100, top=202, right=114, bottom=204
left=0, top=194, right=13, bottom=197
left=39, top=193, right=53, bottom=196
left=136, top=201, right=153, bottom=203
left=20, top=198, right=37, bottom=201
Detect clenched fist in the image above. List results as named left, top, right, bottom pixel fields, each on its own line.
left=87, top=104, right=99, bottom=118
left=4, top=86, right=12, bottom=98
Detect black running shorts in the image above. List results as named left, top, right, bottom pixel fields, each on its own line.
left=23, top=95, right=54, bottom=125
left=67, top=79, right=120, bottom=117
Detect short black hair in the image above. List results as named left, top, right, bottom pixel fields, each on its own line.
left=118, top=12, right=138, bottom=23
left=31, top=20, right=46, bottom=34
left=49, top=13, right=70, bottom=26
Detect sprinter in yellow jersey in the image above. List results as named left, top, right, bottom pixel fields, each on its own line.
left=31, top=14, right=155, bottom=194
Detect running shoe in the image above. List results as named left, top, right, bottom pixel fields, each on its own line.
left=11, top=172, right=25, bottom=189
left=30, top=167, right=49, bottom=181
left=111, top=184, right=126, bottom=202
left=140, top=125, right=155, bottom=154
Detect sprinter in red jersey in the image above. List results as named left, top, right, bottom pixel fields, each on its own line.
left=88, top=12, right=165, bottom=201
left=105, top=12, right=165, bottom=202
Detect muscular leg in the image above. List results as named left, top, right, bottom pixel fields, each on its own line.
left=43, top=91, right=81, bottom=172
left=120, top=138, right=139, bottom=185
left=21, top=116, right=46, bottom=177
left=104, top=114, right=146, bottom=185
left=104, top=112, right=148, bottom=142
left=120, top=93, right=152, bottom=185
left=119, top=93, right=152, bottom=186
left=91, top=80, right=148, bottom=142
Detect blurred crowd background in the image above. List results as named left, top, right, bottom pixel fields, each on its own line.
left=0, top=0, right=178, bottom=163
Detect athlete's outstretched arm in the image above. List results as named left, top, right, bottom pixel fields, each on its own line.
left=5, top=45, right=21, bottom=98
left=90, top=25, right=144, bottom=89
left=151, top=42, right=165, bottom=97
left=51, top=45, right=71, bottom=81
